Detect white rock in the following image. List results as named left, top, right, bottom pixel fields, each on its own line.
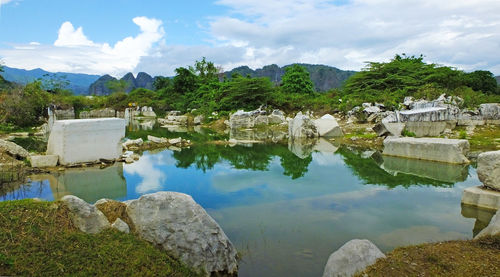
left=194, top=115, right=204, bottom=125
left=147, top=135, right=168, bottom=144
left=475, top=209, right=500, bottom=239
left=125, top=157, right=134, bottom=163
left=323, top=239, right=385, bottom=277
left=479, top=103, right=500, bottom=120
left=111, top=218, right=130, bottom=234
left=169, top=137, right=182, bottom=145
left=477, top=151, right=500, bottom=191
left=0, top=139, right=29, bottom=159
left=229, top=110, right=255, bottom=129
left=61, top=195, right=110, bottom=234
left=314, top=114, right=343, bottom=138
left=383, top=137, right=469, bottom=164
left=29, top=155, right=59, bottom=168
left=289, top=112, right=319, bottom=139
left=254, top=115, right=269, bottom=126
left=47, top=118, right=125, bottom=165
left=126, top=191, right=238, bottom=275
left=462, top=186, right=500, bottom=210
left=268, top=110, right=286, bottom=124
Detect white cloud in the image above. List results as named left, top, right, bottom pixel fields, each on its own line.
left=0, top=0, right=15, bottom=6
left=0, top=16, right=164, bottom=76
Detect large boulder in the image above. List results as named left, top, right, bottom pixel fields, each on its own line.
left=194, top=115, right=205, bottom=125
left=229, top=110, right=257, bottom=129
left=461, top=186, right=500, bottom=210
left=479, top=103, right=500, bottom=120
left=382, top=137, right=469, bottom=164
left=0, top=139, right=29, bottom=159
left=268, top=109, right=286, bottom=124
left=126, top=192, right=238, bottom=275
left=322, top=239, right=385, bottom=277
left=404, top=121, right=449, bottom=137
left=314, top=114, right=343, bottom=137
left=61, top=195, right=110, bottom=234
left=47, top=118, right=125, bottom=165
left=289, top=112, right=319, bottom=139
left=477, top=151, right=500, bottom=190
left=475, top=209, right=500, bottom=239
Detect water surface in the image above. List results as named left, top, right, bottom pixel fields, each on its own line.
left=0, top=131, right=493, bottom=277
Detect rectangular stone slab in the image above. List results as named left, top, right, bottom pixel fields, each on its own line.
left=462, top=186, right=500, bottom=210
left=382, top=137, right=469, bottom=164
left=47, top=118, right=125, bottom=165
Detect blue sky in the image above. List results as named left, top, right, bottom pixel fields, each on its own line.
left=0, top=0, right=499, bottom=76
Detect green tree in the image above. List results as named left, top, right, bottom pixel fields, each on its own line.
left=281, top=64, right=315, bottom=94
left=191, top=57, right=220, bottom=84
left=173, top=67, right=199, bottom=95
left=106, top=79, right=129, bottom=94
left=218, top=76, right=274, bottom=110
left=153, top=76, right=172, bottom=90
left=465, top=70, right=498, bottom=94
left=0, top=81, right=50, bottom=127
left=39, top=73, right=72, bottom=96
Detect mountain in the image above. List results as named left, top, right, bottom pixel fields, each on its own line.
left=88, top=74, right=117, bottom=96
left=88, top=72, right=154, bottom=95
left=225, top=64, right=356, bottom=91
left=495, top=76, right=500, bottom=84
left=0, top=66, right=100, bottom=95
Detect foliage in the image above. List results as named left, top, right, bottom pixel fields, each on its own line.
left=0, top=81, right=50, bottom=127
left=218, top=76, right=274, bottom=111
left=0, top=199, right=201, bottom=277
left=39, top=73, right=72, bottom=96
left=106, top=79, right=129, bottom=94
left=401, top=129, right=416, bottom=137
left=281, top=64, right=314, bottom=94
left=153, top=76, right=172, bottom=90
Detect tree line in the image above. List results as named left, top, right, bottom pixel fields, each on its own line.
left=0, top=54, right=499, bottom=128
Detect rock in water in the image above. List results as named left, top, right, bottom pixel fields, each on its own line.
left=61, top=195, right=110, bottom=234
left=126, top=192, right=238, bottom=275
left=323, top=239, right=385, bottom=277
left=477, top=151, right=500, bottom=191
left=289, top=112, right=319, bottom=139
left=475, top=209, right=500, bottom=239
left=314, top=114, right=343, bottom=137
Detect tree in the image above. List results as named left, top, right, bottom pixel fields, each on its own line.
left=218, top=76, right=274, bottom=111
left=106, top=79, right=129, bottom=94
left=191, top=57, right=219, bottom=84
left=39, top=73, right=72, bottom=96
left=465, top=70, right=498, bottom=94
left=281, top=64, right=314, bottom=94
left=173, top=67, right=199, bottom=95
left=153, top=76, right=172, bottom=90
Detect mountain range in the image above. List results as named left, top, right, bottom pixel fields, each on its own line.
left=1, top=63, right=358, bottom=95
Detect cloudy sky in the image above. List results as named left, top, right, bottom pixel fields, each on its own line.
left=0, top=0, right=499, bottom=77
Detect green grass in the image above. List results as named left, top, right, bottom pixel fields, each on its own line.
left=0, top=123, right=33, bottom=135
left=0, top=199, right=201, bottom=277
left=358, top=235, right=500, bottom=277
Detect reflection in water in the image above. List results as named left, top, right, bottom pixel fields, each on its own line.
left=0, top=131, right=484, bottom=277
left=461, top=204, right=497, bottom=237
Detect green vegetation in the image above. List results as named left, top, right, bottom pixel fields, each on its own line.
left=358, top=235, right=500, bottom=277
left=0, top=199, right=200, bottom=277
left=1, top=54, right=499, bottom=129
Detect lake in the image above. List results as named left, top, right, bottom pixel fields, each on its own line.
left=0, top=127, right=494, bottom=277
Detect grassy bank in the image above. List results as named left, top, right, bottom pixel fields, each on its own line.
left=358, top=235, right=500, bottom=277
left=0, top=199, right=201, bottom=277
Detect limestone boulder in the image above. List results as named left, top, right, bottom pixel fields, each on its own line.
left=0, top=139, right=29, bottom=159
left=61, top=195, right=110, bottom=234
left=254, top=115, right=269, bottom=126
left=111, top=218, right=130, bottom=234
left=475, top=209, right=500, bottom=239
left=122, top=138, right=144, bottom=150
left=477, top=151, right=500, bottom=190
left=268, top=110, right=286, bottom=124
left=404, top=121, right=448, bottom=137
left=126, top=192, right=238, bottom=275
left=314, top=114, right=343, bottom=138
left=194, top=115, right=205, bottom=125
left=479, top=103, right=500, bottom=120
left=383, top=137, right=469, bottom=164
left=29, top=155, right=59, bottom=168
left=147, top=135, right=168, bottom=144
left=289, top=112, right=319, bottom=139
left=229, top=110, right=256, bottom=129
left=323, top=239, right=385, bottom=277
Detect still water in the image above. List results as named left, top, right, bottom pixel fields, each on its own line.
left=0, top=129, right=494, bottom=277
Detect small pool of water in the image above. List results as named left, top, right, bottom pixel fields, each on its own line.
left=0, top=134, right=494, bottom=277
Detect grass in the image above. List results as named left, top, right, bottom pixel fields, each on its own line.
left=450, top=125, right=500, bottom=152
left=11, top=137, right=47, bottom=153
left=357, top=235, right=500, bottom=277
left=0, top=199, right=201, bottom=277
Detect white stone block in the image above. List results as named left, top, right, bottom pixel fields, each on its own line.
left=47, top=118, right=125, bottom=165
left=382, top=137, right=469, bottom=164
left=462, top=186, right=500, bottom=210
left=477, top=150, right=500, bottom=191
left=30, top=155, right=59, bottom=167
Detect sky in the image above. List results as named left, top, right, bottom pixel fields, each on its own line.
left=0, top=0, right=499, bottom=77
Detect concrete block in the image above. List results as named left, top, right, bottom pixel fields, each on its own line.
left=47, top=118, right=125, bottom=165
left=30, top=155, right=59, bottom=167
left=382, top=137, right=469, bottom=164
left=462, top=186, right=500, bottom=210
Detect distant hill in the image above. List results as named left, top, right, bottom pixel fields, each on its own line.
left=225, top=64, right=356, bottom=92
left=0, top=66, right=100, bottom=95
left=88, top=72, right=154, bottom=96
left=0, top=74, right=13, bottom=90
left=495, top=76, right=500, bottom=84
